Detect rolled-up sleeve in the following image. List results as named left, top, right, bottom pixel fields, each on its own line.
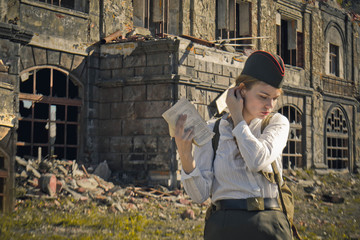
left=232, top=114, right=289, bottom=172
left=181, top=125, right=215, bottom=204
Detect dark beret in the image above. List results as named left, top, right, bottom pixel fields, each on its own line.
left=241, top=50, right=285, bottom=88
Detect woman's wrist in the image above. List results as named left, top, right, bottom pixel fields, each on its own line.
left=179, top=153, right=195, bottom=174
left=231, top=113, right=244, bottom=127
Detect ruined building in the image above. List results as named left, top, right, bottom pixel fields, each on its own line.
left=0, top=0, right=359, bottom=212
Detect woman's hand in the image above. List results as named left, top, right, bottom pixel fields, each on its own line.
left=226, top=86, right=245, bottom=126
left=174, top=114, right=195, bottom=174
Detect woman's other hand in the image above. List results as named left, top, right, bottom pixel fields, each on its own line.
left=226, top=86, right=244, bottom=126
left=174, top=114, right=195, bottom=174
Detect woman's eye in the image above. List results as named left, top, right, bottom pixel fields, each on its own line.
left=259, top=95, right=267, bottom=99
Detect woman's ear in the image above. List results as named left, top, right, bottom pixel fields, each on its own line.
left=238, top=83, right=246, bottom=98
left=240, top=89, right=245, bottom=98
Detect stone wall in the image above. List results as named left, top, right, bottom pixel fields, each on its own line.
left=181, top=0, right=216, bottom=40
left=192, top=0, right=216, bottom=41
left=6, top=0, right=131, bottom=54
left=258, top=0, right=277, bottom=51
left=0, top=22, right=32, bottom=212
left=94, top=37, right=247, bottom=186
left=102, top=0, right=133, bottom=38
left=177, top=37, right=244, bottom=119
left=0, top=37, right=17, bottom=212
left=355, top=23, right=360, bottom=171
left=96, top=39, right=178, bottom=185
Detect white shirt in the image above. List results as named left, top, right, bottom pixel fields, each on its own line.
left=181, top=113, right=290, bottom=204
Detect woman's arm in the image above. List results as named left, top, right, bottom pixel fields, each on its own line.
left=175, top=115, right=215, bottom=203
left=232, top=113, right=290, bottom=172
left=174, top=114, right=195, bottom=174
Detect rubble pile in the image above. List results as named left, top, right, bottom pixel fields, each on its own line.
left=14, top=156, right=199, bottom=218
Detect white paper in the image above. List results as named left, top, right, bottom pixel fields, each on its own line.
left=162, top=98, right=214, bottom=146
left=216, top=83, right=235, bottom=114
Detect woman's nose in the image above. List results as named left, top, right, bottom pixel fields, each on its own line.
left=265, top=99, right=275, bottom=109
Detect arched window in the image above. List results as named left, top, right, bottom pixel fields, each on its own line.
left=278, top=105, right=303, bottom=169
left=326, top=107, right=349, bottom=169
left=17, top=67, right=81, bottom=160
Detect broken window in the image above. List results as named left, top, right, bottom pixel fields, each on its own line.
left=326, top=107, right=349, bottom=169
left=216, top=0, right=252, bottom=50
left=277, top=18, right=304, bottom=68
left=278, top=105, right=303, bottom=169
left=329, top=44, right=339, bottom=77
left=133, top=0, right=168, bottom=35
left=18, top=68, right=81, bottom=160
left=34, top=0, right=89, bottom=13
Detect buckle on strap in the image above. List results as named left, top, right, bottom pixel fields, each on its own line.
left=246, top=197, right=265, bottom=211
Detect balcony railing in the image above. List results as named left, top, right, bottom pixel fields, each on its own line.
left=322, top=75, right=354, bottom=97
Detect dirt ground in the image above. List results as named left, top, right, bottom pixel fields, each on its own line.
left=1, top=168, right=359, bottom=240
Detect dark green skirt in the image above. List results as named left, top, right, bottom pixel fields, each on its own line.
left=204, top=209, right=292, bottom=240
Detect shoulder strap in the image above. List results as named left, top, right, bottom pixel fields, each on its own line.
left=259, top=114, right=277, bottom=183
left=211, top=118, right=222, bottom=165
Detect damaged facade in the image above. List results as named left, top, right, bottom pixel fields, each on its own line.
left=0, top=0, right=359, bottom=212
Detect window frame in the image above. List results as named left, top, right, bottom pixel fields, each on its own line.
left=132, top=0, right=169, bottom=35
left=30, top=0, right=89, bottom=13
left=0, top=149, right=9, bottom=213
left=21, top=0, right=89, bottom=17
left=276, top=18, right=304, bottom=68
left=215, top=0, right=252, bottom=51
left=18, top=67, right=82, bottom=160
left=329, top=43, right=340, bottom=77
left=325, top=107, right=349, bottom=170
left=278, top=105, right=304, bottom=169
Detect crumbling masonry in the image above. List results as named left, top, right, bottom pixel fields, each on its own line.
left=0, top=0, right=359, bottom=212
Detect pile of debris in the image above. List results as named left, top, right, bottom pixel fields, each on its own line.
left=15, top=156, right=197, bottom=217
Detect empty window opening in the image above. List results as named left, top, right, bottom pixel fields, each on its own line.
left=133, top=0, right=169, bottom=35
left=278, top=105, right=303, bottom=169
left=277, top=18, right=304, bottom=67
left=35, top=0, right=89, bottom=13
left=216, top=0, right=252, bottom=51
left=18, top=68, right=81, bottom=160
left=326, top=108, right=349, bottom=169
left=329, top=44, right=339, bottom=77
left=0, top=156, right=4, bottom=169
left=323, top=42, right=353, bottom=96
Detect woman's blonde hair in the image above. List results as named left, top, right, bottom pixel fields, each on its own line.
left=236, top=74, right=283, bottom=93
left=235, top=74, right=262, bottom=89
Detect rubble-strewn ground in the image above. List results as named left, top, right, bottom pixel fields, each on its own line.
left=0, top=157, right=359, bottom=240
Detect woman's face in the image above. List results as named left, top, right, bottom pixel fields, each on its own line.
left=242, top=81, right=282, bottom=121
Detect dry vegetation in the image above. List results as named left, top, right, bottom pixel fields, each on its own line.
left=0, top=168, right=359, bottom=240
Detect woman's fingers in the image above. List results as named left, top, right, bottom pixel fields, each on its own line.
left=235, top=88, right=242, bottom=99
left=175, top=114, right=187, bottom=135
left=174, top=114, right=195, bottom=144
left=183, top=127, right=194, bottom=141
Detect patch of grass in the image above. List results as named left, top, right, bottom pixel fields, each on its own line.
left=0, top=198, right=204, bottom=240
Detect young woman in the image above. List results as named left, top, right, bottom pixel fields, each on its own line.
left=175, top=51, right=292, bottom=239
